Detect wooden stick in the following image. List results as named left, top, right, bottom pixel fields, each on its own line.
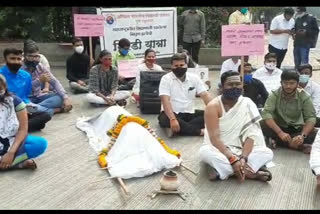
left=240, top=56, right=244, bottom=85
left=180, top=163, right=198, bottom=176
left=89, top=36, right=93, bottom=62
left=117, top=178, right=129, bottom=195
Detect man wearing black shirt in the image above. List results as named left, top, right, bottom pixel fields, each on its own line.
left=239, top=63, right=269, bottom=108
left=66, top=37, right=90, bottom=93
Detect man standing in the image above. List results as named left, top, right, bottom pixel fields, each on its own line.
left=297, top=64, right=320, bottom=127
left=66, top=37, right=90, bottom=93
left=220, top=56, right=241, bottom=77
left=261, top=71, right=317, bottom=154
left=293, top=7, right=319, bottom=69
left=179, top=7, right=206, bottom=64
left=268, top=7, right=295, bottom=69
left=0, top=48, right=51, bottom=132
left=158, top=53, right=212, bottom=137
left=199, top=71, right=273, bottom=182
left=253, top=53, right=283, bottom=93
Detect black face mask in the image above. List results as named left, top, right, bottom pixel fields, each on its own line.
left=25, top=60, right=39, bottom=69
left=172, top=67, right=187, bottom=78
left=6, top=63, right=21, bottom=73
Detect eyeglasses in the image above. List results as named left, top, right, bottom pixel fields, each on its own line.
left=26, top=54, right=40, bottom=60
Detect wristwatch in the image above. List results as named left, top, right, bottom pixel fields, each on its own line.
left=302, top=134, right=307, bottom=139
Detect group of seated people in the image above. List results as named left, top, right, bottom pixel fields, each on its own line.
left=0, top=36, right=320, bottom=188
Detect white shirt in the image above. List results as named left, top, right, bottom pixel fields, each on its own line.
left=252, top=66, right=283, bottom=93
left=159, top=72, right=207, bottom=114
left=269, top=14, right=295, bottom=50
left=132, top=63, right=163, bottom=95
left=220, top=58, right=241, bottom=77
left=303, top=80, right=320, bottom=117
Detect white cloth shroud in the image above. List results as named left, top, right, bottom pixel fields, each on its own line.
left=76, top=106, right=181, bottom=179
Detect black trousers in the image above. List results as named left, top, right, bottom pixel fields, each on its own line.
left=118, top=78, right=136, bottom=90
left=183, top=41, right=201, bottom=63
left=158, top=110, right=204, bottom=136
left=28, top=112, right=52, bottom=132
left=82, top=37, right=99, bottom=59
left=268, top=44, right=287, bottom=69
left=260, top=120, right=317, bottom=147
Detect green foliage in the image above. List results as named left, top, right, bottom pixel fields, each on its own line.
left=0, top=7, right=73, bottom=42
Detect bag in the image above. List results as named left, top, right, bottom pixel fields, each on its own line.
left=139, top=71, right=168, bottom=114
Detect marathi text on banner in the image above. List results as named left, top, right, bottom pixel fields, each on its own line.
left=97, top=7, right=177, bottom=59
left=74, top=14, right=105, bottom=37
left=221, top=24, right=265, bottom=56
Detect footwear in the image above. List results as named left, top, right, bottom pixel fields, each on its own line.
left=257, top=166, right=272, bottom=182
left=301, top=144, right=312, bottom=154
left=207, top=164, right=219, bottom=181
left=116, top=100, right=127, bottom=107
left=16, top=159, right=37, bottom=170
left=165, top=128, right=174, bottom=138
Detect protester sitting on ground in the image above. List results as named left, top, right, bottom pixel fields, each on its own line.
left=0, top=74, right=47, bottom=170
left=180, top=48, right=211, bottom=90
left=87, top=50, right=130, bottom=106
left=66, top=37, right=90, bottom=94
left=238, top=63, right=269, bottom=108
left=23, top=39, right=51, bottom=71
left=199, top=71, right=273, bottom=182
left=131, top=48, right=163, bottom=105
left=112, top=38, right=136, bottom=90
left=158, top=53, right=212, bottom=137
left=22, top=44, right=73, bottom=115
left=310, top=132, right=320, bottom=187
left=0, top=48, right=51, bottom=132
left=261, top=70, right=317, bottom=154
left=297, top=64, right=320, bottom=127
left=253, top=53, right=283, bottom=93
left=220, top=56, right=241, bottom=77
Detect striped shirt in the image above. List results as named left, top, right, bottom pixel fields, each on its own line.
left=89, top=64, right=118, bottom=96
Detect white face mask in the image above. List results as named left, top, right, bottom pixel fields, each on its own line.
left=75, top=46, right=84, bottom=54
left=265, top=62, right=276, bottom=71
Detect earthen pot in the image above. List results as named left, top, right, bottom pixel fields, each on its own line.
left=159, top=170, right=179, bottom=191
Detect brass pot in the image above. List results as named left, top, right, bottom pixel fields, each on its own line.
left=159, top=170, right=179, bottom=191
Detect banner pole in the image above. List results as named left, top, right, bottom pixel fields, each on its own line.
left=240, top=56, right=244, bottom=85
left=89, top=36, right=93, bottom=61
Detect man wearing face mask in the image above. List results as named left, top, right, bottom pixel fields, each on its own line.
left=253, top=53, right=283, bottom=93
left=297, top=64, right=320, bottom=127
left=229, top=7, right=252, bottom=63
left=261, top=71, right=317, bottom=154
left=238, top=63, right=268, bottom=108
left=179, top=7, right=206, bottom=64
left=21, top=44, right=73, bottom=116
left=199, top=71, right=273, bottom=182
left=66, top=37, right=90, bottom=93
left=112, top=38, right=136, bottom=90
left=158, top=53, right=212, bottom=137
left=0, top=48, right=51, bottom=132
left=293, top=7, right=319, bottom=69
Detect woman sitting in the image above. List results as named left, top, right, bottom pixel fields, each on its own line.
left=0, top=74, right=47, bottom=170
left=131, top=49, right=163, bottom=104
left=86, top=50, right=130, bottom=106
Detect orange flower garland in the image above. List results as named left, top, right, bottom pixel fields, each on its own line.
left=98, top=114, right=180, bottom=168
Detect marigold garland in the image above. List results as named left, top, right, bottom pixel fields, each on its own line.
left=98, top=114, right=181, bottom=168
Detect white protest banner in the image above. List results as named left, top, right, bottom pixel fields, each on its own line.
left=117, top=59, right=141, bottom=78
left=97, top=7, right=177, bottom=58
left=187, top=67, right=209, bottom=82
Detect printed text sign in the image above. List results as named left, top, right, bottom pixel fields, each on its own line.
left=221, top=24, right=265, bottom=56
left=74, top=14, right=104, bottom=37
left=118, top=59, right=140, bottom=78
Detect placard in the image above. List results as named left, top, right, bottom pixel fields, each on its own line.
left=187, top=67, right=209, bottom=82
left=74, top=14, right=105, bottom=37
left=221, top=24, right=265, bottom=56
left=117, top=59, right=141, bottom=78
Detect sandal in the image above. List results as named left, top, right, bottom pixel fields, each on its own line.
left=257, top=166, right=272, bottom=182
left=16, top=159, right=37, bottom=170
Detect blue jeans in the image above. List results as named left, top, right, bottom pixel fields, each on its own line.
left=30, top=93, right=63, bottom=116
left=12, top=135, right=48, bottom=166
left=293, top=45, right=310, bottom=69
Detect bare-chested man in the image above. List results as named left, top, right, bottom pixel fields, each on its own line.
left=199, top=71, right=273, bottom=182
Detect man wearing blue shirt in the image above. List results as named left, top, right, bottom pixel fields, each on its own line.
left=0, top=48, right=51, bottom=132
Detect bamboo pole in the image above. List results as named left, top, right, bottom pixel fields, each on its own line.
left=180, top=163, right=198, bottom=176
left=240, top=56, right=244, bottom=85
left=117, top=178, right=129, bottom=195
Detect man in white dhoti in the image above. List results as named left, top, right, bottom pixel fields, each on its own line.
left=310, top=132, right=320, bottom=187
left=199, top=71, right=273, bottom=182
